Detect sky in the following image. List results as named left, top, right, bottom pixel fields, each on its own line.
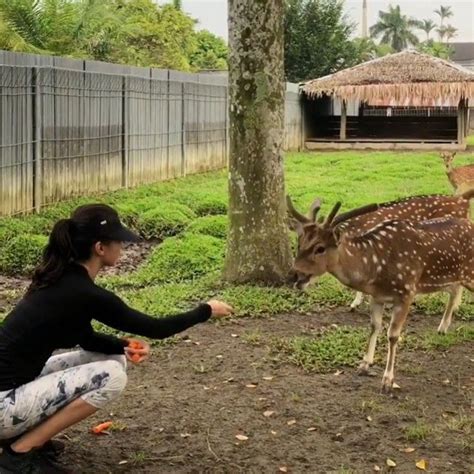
left=157, top=0, right=474, bottom=43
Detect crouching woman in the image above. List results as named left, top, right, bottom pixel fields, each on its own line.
left=0, top=204, right=232, bottom=473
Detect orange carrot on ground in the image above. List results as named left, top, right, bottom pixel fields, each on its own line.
left=91, top=421, right=113, bottom=434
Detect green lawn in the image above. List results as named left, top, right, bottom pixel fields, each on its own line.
left=1, top=150, right=473, bottom=326
left=467, top=134, right=474, bottom=147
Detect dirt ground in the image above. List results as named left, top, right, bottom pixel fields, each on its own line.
left=58, top=310, right=472, bottom=474
left=1, top=243, right=472, bottom=473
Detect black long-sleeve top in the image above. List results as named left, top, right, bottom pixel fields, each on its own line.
left=0, top=263, right=211, bottom=391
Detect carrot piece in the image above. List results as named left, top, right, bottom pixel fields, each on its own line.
left=91, top=421, right=113, bottom=434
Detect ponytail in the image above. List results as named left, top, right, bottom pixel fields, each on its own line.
left=27, top=219, right=76, bottom=293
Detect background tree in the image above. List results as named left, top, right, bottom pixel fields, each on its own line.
left=284, top=0, right=358, bottom=83
left=224, top=0, right=292, bottom=284
left=417, top=40, right=452, bottom=59
left=370, top=4, right=419, bottom=52
left=418, top=19, right=436, bottom=41
left=434, top=5, right=453, bottom=28
left=189, top=29, right=228, bottom=70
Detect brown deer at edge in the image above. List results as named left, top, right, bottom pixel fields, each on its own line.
left=440, top=152, right=474, bottom=195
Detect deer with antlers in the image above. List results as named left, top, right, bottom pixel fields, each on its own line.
left=440, top=152, right=474, bottom=195
left=321, top=192, right=474, bottom=311
left=287, top=196, right=474, bottom=392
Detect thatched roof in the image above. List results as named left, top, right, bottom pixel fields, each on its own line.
left=302, top=50, right=474, bottom=104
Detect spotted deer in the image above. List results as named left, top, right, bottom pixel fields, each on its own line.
left=287, top=197, right=474, bottom=392
left=440, top=152, right=474, bottom=195
left=304, top=192, right=474, bottom=311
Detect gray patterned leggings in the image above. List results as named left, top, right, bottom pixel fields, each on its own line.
left=0, top=350, right=127, bottom=440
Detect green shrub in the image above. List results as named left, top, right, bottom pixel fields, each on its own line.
left=187, top=215, right=228, bottom=239
left=0, top=234, right=48, bottom=275
left=174, top=192, right=227, bottom=216
left=134, top=204, right=196, bottom=240
left=132, top=233, right=225, bottom=285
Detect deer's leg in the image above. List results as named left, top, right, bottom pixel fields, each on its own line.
left=358, top=299, right=383, bottom=376
left=350, top=291, right=364, bottom=311
left=382, top=298, right=412, bottom=393
left=437, top=285, right=463, bottom=334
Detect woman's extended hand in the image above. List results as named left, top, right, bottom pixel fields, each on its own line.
left=206, top=300, right=234, bottom=318
left=125, top=338, right=151, bottom=364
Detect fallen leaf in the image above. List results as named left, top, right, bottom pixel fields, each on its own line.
left=392, top=382, right=401, bottom=389
left=442, top=413, right=449, bottom=419
left=442, top=378, right=450, bottom=385
left=216, top=355, right=223, bottom=359
left=416, top=459, right=427, bottom=471
left=307, top=427, right=317, bottom=432
left=279, top=467, right=288, bottom=473
left=367, top=416, right=373, bottom=422
left=224, top=377, right=234, bottom=383
left=333, top=370, right=343, bottom=376
left=271, top=430, right=277, bottom=435
left=374, top=466, right=381, bottom=472
left=231, top=334, right=238, bottom=338
left=235, top=434, right=248, bottom=441
left=246, top=384, right=257, bottom=388
left=386, top=458, right=397, bottom=468
left=263, top=376, right=274, bottom=381
left=258, top=397, right=267, bottom=401
left=263, top=410, right=275, bottom=417
left=400, top=447, right=416, bottom=453
left=180, top=433, right=191, bottom=438
left=118, top=460, right=128, bottom=465
left=287, top=420, right=297, bottom=426
left=203, top=386, right=210, bottom=390
left=193, top=341, right=201, bottom=346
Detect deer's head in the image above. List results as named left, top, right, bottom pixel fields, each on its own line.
left=287, top=196, right=379, bottom=290
left=440, top=151, right=456, bottom=170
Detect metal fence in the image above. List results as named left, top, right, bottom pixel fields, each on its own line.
left=0, top=51, right=303, bottom=216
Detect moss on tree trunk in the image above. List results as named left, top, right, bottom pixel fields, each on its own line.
left=224, top=0, right=292, bottom=284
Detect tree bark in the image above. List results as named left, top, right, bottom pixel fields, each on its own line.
left=224, top=0, right=292, bottom=284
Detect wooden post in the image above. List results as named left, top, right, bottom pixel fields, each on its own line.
left=340, top=99, right=347, bottom=141
left=32, top=67, right=43, bottom=213
left=457, top=99, right=465, bottom=145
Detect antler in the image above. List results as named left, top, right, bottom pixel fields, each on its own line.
left=308, top=198, right=322, bottom=222
left=332, top=203, right=379, bottom=227
left=286, top=195, right=309, bottom=223
left=323, top=202, right=342, bottom=228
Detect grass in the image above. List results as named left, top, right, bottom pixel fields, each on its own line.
left=466, top=134, right=474, bottom=147
left=1, top=150, right=473, bottom=350
left=404, top=420, right=433, bottom=441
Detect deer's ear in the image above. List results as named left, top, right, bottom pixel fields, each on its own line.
left=287, top=217, right=304, bottom=236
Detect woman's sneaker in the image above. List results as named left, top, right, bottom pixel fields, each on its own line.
left=0, top=439, right=65, bottom=460
left=0, top=446, right=70, bottom=473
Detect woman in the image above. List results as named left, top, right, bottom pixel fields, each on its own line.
left=0, top=204, right=232, bottom=473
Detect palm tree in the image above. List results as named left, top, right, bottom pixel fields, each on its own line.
left=0, top=0, right=120, bottom=57
left=444, top=24, right=458, bottom=43
left=418, top=19, right=436, bottom=41
left=370, top=5, right=420, bottom=52
left=434, top=5, right=453, bottom=27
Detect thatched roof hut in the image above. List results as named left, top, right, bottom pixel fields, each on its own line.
left=301, top=51, right=474, bottom=150
left=302, top=50, right=474, bottom=105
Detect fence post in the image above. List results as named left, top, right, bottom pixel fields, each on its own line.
left=181, top=82, right=186, bottom=177
left=121, top=75, right=129, bottom=188
left=166, top=70, right=170, bottom=179
left=224, top=88, right=228, bottom=165
left=32, top=67, right=43, bottom=213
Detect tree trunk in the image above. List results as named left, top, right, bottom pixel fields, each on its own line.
left=224, top=0, right=292, bottom=284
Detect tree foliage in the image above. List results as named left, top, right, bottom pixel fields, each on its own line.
left=0, top=0, right=228, bottom=71
left=370, top=4, right=419, bottom=52
left=284, top=0, right=359, bottom=83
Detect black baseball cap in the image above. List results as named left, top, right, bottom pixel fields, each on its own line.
left=71, top=204, right=140, bottom=243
